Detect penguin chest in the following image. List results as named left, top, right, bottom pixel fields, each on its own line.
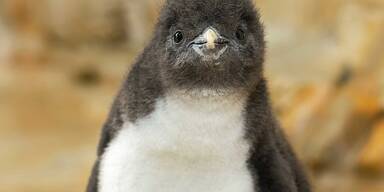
left=99, top=96, right=255, bottom=192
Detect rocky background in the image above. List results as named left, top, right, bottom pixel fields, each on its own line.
left=0, top=0, right=383, bottom=191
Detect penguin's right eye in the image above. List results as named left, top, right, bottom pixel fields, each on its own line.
left=173, top=31, right=184, bottom=44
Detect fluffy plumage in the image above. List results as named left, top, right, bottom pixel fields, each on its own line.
left=86, top=0, right=311, bottom=191
left=99, top=93, right=254, bottom=192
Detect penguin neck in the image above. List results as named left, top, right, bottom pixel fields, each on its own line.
left=127, top=88, right=250, bottom=160
left=164, top=88, right=248, bottom=114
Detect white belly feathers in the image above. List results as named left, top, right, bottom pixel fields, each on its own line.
left=99, top=92, right=254, bottom=192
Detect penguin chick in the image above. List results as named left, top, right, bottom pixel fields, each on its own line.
left=86, top=0, right=311, bottom=192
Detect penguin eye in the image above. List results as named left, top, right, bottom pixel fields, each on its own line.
left=173, top=31, right=184, bottom=44
left=235, top=28, right=246, bottom=41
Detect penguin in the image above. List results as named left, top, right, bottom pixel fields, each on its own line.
left=86, top=0, right=311, bottom=191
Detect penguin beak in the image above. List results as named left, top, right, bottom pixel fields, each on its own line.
left=203, top=27, right=220, bottom=49
left=189, top=27, right=229, bottom=60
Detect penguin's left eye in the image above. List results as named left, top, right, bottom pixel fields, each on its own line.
left=173, top=31, right=184, bottom=44
left=235, top=28, right=246, bottom=41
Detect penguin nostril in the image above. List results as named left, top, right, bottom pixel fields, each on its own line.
left=215, top=38, right=229, bottom=45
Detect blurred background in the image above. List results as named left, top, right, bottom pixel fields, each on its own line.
left=0, top=0, right=383, bottom=191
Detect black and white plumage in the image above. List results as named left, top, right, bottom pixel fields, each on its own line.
left=86, top=0, right=311, bottom=191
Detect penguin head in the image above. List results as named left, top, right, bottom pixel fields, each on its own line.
left=154, top=0, right=265, bottom=92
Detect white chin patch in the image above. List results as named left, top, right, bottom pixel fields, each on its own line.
left=175, top=88, right=239, bottom=98
left=192, top=45, right=228, bottom=61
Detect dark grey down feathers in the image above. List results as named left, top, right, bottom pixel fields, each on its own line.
left=87, top=0, right=311, bottom=191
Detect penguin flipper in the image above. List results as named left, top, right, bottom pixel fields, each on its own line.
left=249, top=132, right=299, bottom=192
left=273, top=128, right=311, bottom=192
left=86, top=120, right=115, bottom=192
left=86, top=98, right=124, bottom=192
left=250, top=127, right=311, bottom=192
left=86, top=160, right=100, bottom=192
